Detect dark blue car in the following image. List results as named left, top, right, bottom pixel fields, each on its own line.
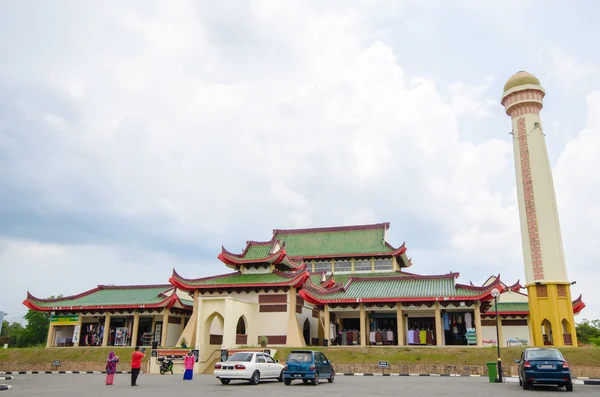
left=283, top=350, right=334, bottom=385
left=515, top=348, right=573, bottom=391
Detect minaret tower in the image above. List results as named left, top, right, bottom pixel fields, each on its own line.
left=501, top=71, right=577, bottom=347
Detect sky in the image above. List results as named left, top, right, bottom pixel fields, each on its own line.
left=0, top=0, right=599, bottom=325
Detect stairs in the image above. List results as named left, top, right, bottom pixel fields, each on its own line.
left=203, top=358, right=220, bottom=374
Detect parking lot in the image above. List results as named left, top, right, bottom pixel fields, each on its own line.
left=2, top=374, right=599, bottom=396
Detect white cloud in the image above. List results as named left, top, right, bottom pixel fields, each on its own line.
left=0, top=1, right=598, bottom=324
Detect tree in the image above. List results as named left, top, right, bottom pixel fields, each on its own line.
left=576, top=319, right=600, bottom=345
left=22, top=310, right=50, bottom=346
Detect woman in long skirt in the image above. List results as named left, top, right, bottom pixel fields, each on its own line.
left=106, top=351, right=119, bottom=385
left=183, top=351, right=195, bottom=380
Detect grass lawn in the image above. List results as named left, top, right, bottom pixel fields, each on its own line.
left=274, top=346, right=600, bottom=367
left=2, top=346, right=599, bottom=367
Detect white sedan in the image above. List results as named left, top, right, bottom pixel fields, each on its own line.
left=214, top=351, right=285, bottom=385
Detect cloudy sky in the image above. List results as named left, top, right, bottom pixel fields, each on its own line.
left=1, top=0, right=599, bottom=324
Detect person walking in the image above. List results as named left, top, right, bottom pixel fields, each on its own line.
left=131, top=346, right=145, bottom=386
left=105, top=351, right=119, bottom=385
left=183, top=351, right=195, bottom=380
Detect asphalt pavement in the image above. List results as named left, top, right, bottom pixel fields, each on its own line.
left=3, top=373, right=599, bottom=396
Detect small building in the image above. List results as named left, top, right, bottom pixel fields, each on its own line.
left=23, top=284, right=193, bottom=348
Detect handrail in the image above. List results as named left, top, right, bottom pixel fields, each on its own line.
left=198, top=349, right=220, bottom=364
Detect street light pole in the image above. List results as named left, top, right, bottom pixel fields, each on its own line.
left=491, top=288, right=503, bottom=383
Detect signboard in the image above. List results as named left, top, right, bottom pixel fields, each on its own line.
left=50, top=315, right=79, bottom=325
left=72, top=325, right=80, bottom=344
left=53, top=360, right=61, bottom=367
left=191, top=349, right=199, bottom=362
left=378, top=360, right=389, bottom=369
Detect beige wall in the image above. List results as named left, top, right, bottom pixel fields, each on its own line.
left=511, top=108, right=569, bottom=284
left=482, top=324, right=530, bottom=346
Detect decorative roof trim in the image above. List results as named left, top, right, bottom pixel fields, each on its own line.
left=273, top=222, right=391, bottom=236
left=22, top=286, right=192, bottom=312
left=24, top=284, right=174, bottom=304
left=169, top=268, right=309, bottom=291
left=300, top=273, right=504, bottom=303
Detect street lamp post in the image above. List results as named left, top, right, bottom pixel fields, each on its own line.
left=491, top=288, right=502, bottom=383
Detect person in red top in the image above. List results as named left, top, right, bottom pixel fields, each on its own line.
left=131, top=346, right=145, bottom=386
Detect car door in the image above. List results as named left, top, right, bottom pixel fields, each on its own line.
left=265, top=354, right=279, bottom=377
left=255, top=354, right=270, bottom=376
left=519, top=351, right=525, bottom=381
left=321, top=352, right=332, bottom=375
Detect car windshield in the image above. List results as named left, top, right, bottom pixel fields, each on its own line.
left=288, top=352, right=312, bottom=362
left=228, top=352, right=254, bottom=362
left=526, top=350, right=564, bottom=361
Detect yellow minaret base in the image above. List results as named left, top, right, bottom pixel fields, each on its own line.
left=526, top=282, right=578, bottom=347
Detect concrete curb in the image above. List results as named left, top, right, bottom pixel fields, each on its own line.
left=503, top=376, right=600, bottom=386
left=335, top=373, right=600, bottom=385
left=0, top=385, right=12, bottom=391
left=336, top=373, right=482, bottom=377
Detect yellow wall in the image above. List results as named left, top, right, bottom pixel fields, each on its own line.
left=527, top=283, right=578, bottom=347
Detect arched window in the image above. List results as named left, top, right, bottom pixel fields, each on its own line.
left=541, top=319, right=553, bottom=345
left=236, top=316, right=247, bottom=335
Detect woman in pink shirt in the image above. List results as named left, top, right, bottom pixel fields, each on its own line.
left=183, top=351, right=195, bottom=380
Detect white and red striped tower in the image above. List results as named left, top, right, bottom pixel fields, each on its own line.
left=501, top=71, right=577, bottom=347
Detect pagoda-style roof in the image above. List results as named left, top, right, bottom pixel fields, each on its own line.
left=485, top=302, right=530, bottom=315
left=483, top=296, right=586, bottom=316
left=169, top=268, right=309, bottom=291
left=23, top=285, right=193, bottom=312
left=298, top=271, right=504, bottom=304
left=220, top=223, right=412, bottom=267
left=218, top=240, right=304, bottom=270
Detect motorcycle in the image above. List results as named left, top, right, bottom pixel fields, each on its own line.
left=158, top=356, right=174, bottom=375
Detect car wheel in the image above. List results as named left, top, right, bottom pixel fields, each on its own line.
left=565, top=382, right=573, bottom=392
left=250, top=370, right=260, bottom=385
left=522, top=381, right=530, bottom=390
left=328, top=371, right=335, bottom=383
left=220, top=379, right=230, bottom=385
left=278, top=370, right=284, bottom=382
left=313, top=372, right=319, bottom=385
left=284, top=379, right=291, bottom=386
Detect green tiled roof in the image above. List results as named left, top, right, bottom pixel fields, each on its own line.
left=486, top=302, right=529, bottom=313
left=240, top=244, right=273, bottom=260
left=309, top=272, right=409, bottom=285
left=306, top=275, right=485, bottom=300
left=28, top=286, right=171, bottom=308
left=176, top=272, right=299, bottom=287
left=275, top=226, right=395, bottom=257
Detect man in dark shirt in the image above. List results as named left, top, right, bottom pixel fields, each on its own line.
left=131, top=346, right=145, bottom=386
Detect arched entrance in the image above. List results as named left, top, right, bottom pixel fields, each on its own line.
left=541, top=319, right=553, bottom=345
left=561, top=319, right=572, bottom=346
left=205, top=312, right=224, bottom=346
left=236, top=316, right=248, bottom=345
left=303, top=318, right=311, bottom=345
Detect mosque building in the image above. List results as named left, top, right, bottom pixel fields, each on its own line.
left=23, top=72, right=585, bottom=372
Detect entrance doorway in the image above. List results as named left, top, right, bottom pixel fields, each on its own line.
left=303, top=318, right=311, bottom=345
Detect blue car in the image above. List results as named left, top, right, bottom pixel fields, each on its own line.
left=283, top=350, right=335, bottom=385
left=515, top=348, right=573, bottom=391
